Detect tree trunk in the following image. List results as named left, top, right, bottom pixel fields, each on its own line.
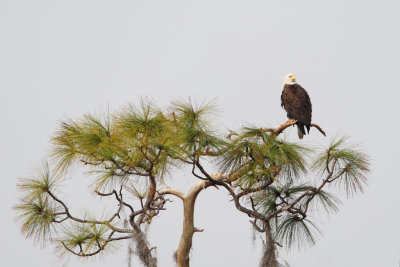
left=130, top=174, right=158, bottom=267
left=175, top=181, right=208, bottom=267
left=132, top=227, right=158, bottom=267
left=259, top=221, right=279, bottom=267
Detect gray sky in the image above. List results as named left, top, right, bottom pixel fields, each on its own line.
left=1, top=0, right=399, bottom=266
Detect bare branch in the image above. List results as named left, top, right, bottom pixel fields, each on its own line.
left=95, top=188, right=135, bottom=214
left=260, top=119, right=326, bottom=137
left=250, top=219, right=264, bottom=232
left=60, top=234, right=133, bottom=257
left=47, top=190, right=132, bottom=234
left=311, top=123, right=326, bottom=136
left=158, top=187, right=185, bottom=200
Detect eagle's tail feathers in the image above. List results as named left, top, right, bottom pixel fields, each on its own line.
left=296, top=122, right=306, bottom=139
left=297, top=127, right=304, bottom=139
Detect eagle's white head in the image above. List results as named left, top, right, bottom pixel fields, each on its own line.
left=284, top=73, right=297, bottom=85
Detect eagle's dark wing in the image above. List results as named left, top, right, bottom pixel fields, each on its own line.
left=281, top=84, right=312, bottom=135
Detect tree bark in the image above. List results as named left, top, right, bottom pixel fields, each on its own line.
left=130, top=174, right=158, bottom=267
left=175, top=181, right=208, bottom=267
left=160, top=181, right=209, bottom=267
left=132, top=226, right=158, bottom=267
left=259, top=221, right=279, bottom=267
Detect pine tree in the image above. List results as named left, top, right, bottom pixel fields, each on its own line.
left=15, top=99, right=369, bottom=267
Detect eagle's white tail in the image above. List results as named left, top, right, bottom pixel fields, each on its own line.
left=297, top=126, right=304, bottom=139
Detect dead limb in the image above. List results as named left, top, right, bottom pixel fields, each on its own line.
left=159, top=181, right=212, bottom=267
left=261, top=119, right=326, bottom=137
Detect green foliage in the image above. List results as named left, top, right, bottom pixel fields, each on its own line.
left=171, top=99, right=226, bottom=159
left=52, top=99, right=181, bottom=190
left=256, top=187, right=281, bottom=215
left=51, top=98, right=227, bottom=188
left=250, top=136, right=367, bottom=250
left=116, top=99, right=178, bottom=177
left=51, top=112, right=119, bottom=175
left=256, top=183, right=339, bottom=220
left=124, top=181, right=150, bottom=199
left=172, top=98, right=218, bottom=131
left=308, top=189, right=340, bottom=215
left=58, top=223, right=113, bottom=258
left=275, top=215, right=320, bottom=250
left=117, top=99, right=164, bottom=139
left=15, top=161, right=62, bottom=245
left=313, top=137, right=370, bottom=196
left=219, top=128, right=308, bottom=188
left=15, top=193, right=60, bottom=245
left=51, top=120, right=81, bottom=174
left=18, top=161, right=61, bottom=197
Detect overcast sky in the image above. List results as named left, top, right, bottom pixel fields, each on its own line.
left=1, top=1, right=399, bottom=266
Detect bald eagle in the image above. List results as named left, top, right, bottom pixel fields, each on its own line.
left=281, top=73, right=312, bottom=139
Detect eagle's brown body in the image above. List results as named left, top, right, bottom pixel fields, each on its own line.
left=281, top=83, right=312, bottom=138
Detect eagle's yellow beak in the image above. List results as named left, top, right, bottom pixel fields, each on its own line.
left=291, top=75, right=296, bottom=81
